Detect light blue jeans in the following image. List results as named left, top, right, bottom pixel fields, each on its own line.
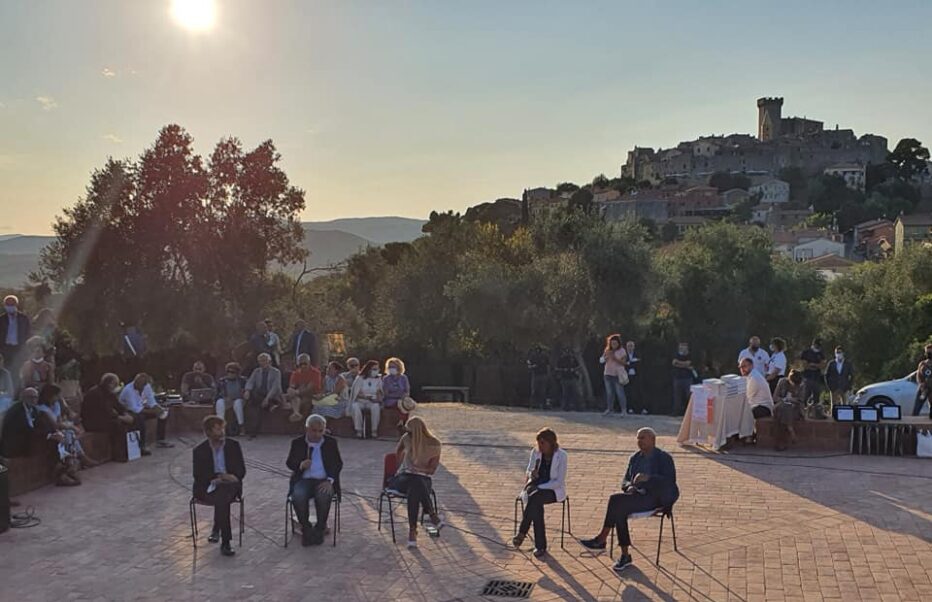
left=604, top=375, right=627, bottom=413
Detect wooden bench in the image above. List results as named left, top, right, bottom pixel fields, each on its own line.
left=420, top=386, right=470, bottom=403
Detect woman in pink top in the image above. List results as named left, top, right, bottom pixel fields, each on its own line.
left=601, top=334, right=628, bottom=416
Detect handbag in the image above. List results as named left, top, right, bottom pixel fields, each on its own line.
left=126, top=430, right=142, bottom=461
left=917, top=429, right=932, bottom=458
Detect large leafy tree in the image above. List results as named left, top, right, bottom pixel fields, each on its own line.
left=887, top=138, right=930, bottom=181
left=36, top=125, right=307, bottom=355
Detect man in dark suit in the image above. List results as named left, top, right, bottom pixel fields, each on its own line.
left=287, top=319, right=319, bottom=368
left=192, top=415, right=246, bottom=557
left=82, top=373, right=136, bottom=458
left=581, top=427, right=679, bottom=573
left=286, top=414, right=342, bottom=546
left=825, top=346, right=854, bottom=408
left=0, top=388, right=48, bottom=458
left=1, top=295, right=32, bottom=386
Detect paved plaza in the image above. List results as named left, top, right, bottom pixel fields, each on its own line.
left=2, top=403, right=931, bottom=601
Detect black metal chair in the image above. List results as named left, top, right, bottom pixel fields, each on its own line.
left=512, top=494, right=572, bottom=549
left=284, top=491, right=342, bottom=547
left=189, top=494, right=244, bottom=549
left=609, top=506, right=677, bottom=565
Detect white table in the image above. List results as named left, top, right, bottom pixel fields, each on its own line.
left=677, top=376, right=756, bottom=450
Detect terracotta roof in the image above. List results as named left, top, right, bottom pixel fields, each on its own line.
left=803, top=253, right=856, bottom=269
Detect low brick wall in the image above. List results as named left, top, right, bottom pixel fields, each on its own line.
left=8, top=431, right=114, bottom=497
left=755, top=416, right=932, bottom=453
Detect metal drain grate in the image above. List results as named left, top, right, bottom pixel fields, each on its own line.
left=481, top=580, right=535, bottom=598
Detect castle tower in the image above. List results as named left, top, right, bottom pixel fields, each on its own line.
left=757, top=97, right=783, bottom=142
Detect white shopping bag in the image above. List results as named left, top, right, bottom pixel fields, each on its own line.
left=917, top=430, right=932, bottom=458
left=126, top=430, right=142, bottom=461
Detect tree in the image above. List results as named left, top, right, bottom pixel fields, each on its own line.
left=568, top=188, right=594, bottom=215
left=887, top=138, right=930, bottom=180
left=592, top=174, right=610, bottom=188
left=660, top=221, right=679, bottom=243
left=36, top=125, right=307, bottom=355
left=777, top=166, right=808, bottom=203
left=555, top=182, right=580, bottom=194
left=709, top=171, right=751, bottom=192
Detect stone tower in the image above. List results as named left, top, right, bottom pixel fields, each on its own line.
left=757, top=97, right=784, bottom=142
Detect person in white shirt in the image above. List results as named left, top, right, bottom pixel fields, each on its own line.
left=118, top=373, right=173, bottom=454
left=350, top=360, right=383, bottom=439
left=765, top=338, right=788, bottom=393
left=739, top=358, right=774, bottom=418
left=512, top=428, right=568, bottom=558
left=737, top=336, right=770, bottom=376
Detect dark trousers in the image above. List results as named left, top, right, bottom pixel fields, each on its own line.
left=752, top=405, right=772, bottom=419
left=603, top=491, right=661, bottom=548
left=244, top=392, right=276, bottom=436
left=290, top=478, right=333, bottom=533
left=530, top=374, right=548, bottom=409
left=625, top=373, right=642, bottom=413
left=559, top=379, right=579, bottom=411
left=518, top=488, right=557, bottom=550
left=802, top=375, right=822, bottom=405
left=131, top=409, right=167, bottom=448
left=913, top=388, right=929, bottom=417
left=672, top=378, right=692, bottom=416
left=389, top=473, right=435, bottom=529
left=195, top=482, right=240, bottom=543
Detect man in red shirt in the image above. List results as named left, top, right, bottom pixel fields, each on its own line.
left=287, top=354, right=321, bottom=423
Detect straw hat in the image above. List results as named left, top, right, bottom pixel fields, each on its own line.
left=398, top=396, right=417, bottom=413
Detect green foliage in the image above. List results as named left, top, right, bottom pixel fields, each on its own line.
left=778, top=166, right=808, bottom=203
left=887, top=138, right=930, bottom=180
left=568, top=188, right=594, bottom=214
left=709, top=171, right=751, bottom=192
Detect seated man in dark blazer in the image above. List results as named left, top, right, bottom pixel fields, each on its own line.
left=286, top=414, right=343, bottom=546
left=581, top=427, right=679, bottom=573
left=82, top=373, right=136, bottom=447
left=192, top=415, right=246, bottom=557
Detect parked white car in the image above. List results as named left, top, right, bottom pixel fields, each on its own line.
left=854, top=372, right=923, bottom=412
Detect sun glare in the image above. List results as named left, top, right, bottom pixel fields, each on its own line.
left=170, top=0, right=217, bottom=32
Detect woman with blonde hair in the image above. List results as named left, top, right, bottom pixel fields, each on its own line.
left=600, top=334, right=628, bottom=416
left=388, top=416, right=443, bottom=548
left=382, top=356, right=412, bottom=426
left=512, top=428, right=568, bottom=558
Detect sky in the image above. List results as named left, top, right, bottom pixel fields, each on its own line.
left=1, top=0, right=931, bottom=235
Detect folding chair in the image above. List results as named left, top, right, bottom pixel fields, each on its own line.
left=189, top=494, right=244, bottom=549
left=377, top=453, right=438, bottom=543
left=284, top=489, right=341, bottom=547
left=609, top=506, right=677, bottom=565
left=512, top=494, right=572, bottom=549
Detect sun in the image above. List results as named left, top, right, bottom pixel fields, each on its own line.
left=170, top=0, right=217, bottom=32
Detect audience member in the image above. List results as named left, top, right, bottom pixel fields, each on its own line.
left=912, top=342, right=932, bottom=417
left=314, top=361, right=349, bottom=420
left=81, top=373, right=135, bottom=449
left=350, top=360, right=383, bottom=439
left=341, top=357, right=361, bottom=390
left=772, top=370, right=805, bottom=451
left=0, top=387, right=43, bottom=458
left=382, top=357, right=411, bottom=424
left=287, top=319, right=318, bottom=368
left=799, top=338, right=826, bottom=406
left=526, top=344, right=550, bottom=410
left=386, top=416, right=443, bottom=548
left=512, top=428, right=568, bottom=558
left=581, top=427, right=679, bottom=573
left=625, top=340, right=646, bottom=414
left=286, top=414, right=343, bottom=546
left=248, top=321, right=280, bottom=369
left=243, top=353, right=283, bottom=439
left=119, top=373, right=173, bottom=454
left=671, top=342, right=694, bottom=416
left=180, top=361, right=216, bottom=401
left=739, top=358, right=774, bottom=419
left=738, top=336, right=770, bottom=376
left=193, top=415, right=245, bottom=557
left=0, top=354, right=13, bottom=415
left=765, top=337, right=787, bottom=393
left=555, top=346, right=580, bottom=412
left=19, top=336, right=54, bottom=390
left=287, top=354, right=322, bottom=423
left=1, top=294, right=32, bottom=384
left=216, top=362, right=247, bottom=435
left=825, top=346, right=854, bottom=408
left=36, top=384, right=95, bottom=484
left=601, top=334, right=628, bottom=416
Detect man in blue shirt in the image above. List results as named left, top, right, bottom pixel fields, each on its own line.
left=581, top=427, right=679, bottom=573
left=286, top=414, right=343, bottom=546
left=192, top=415, right=246, bottom=556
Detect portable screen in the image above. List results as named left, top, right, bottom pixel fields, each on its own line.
left=833, top=405, right=855, bottom=422
left=880, top=405, right=902, bottom=420
left=856, top=406, right=879, bottom=422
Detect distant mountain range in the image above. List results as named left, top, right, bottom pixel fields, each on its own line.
left=0, top=216, right=427, bottom=289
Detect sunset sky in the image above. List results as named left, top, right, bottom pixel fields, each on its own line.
left=2, top=0, right=931, bottom=234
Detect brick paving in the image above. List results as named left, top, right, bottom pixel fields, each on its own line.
left=2, top=403, right=931, bottom=601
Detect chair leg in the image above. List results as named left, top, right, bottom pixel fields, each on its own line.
left=566, top=496, right=572, bottom=535
left=377, top=493, right=384, bottom=532
left=332, top=498, right=338, bottom=547
left=656, top=513, right=665, bottom=565
left=513, top=497, right=520, bottom=537
left=670, top=513, right=677, bottom=551
left=560, top=499, right=566, bottom=549
left=189, top=500, right=197, bottom=549
left=609, top=528, right=614, bottom=559
left=388, top=496, right=397, bottom=544
left=284, top=499, right=290, bottom=548
left=238, top=499, right=244, bottom=548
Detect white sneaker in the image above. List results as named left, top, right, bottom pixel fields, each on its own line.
left=602, top=409, right=612, bottom=416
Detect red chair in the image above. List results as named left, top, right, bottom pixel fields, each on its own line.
left=377, top=452, right=438, bottom=543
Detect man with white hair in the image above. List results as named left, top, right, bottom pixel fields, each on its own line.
left=243, top=353, right=283, bottom=439
left=0, top=294, right=32, bottom=385
left=286, top=414, right=343, bottom=546
left=581, top=427, right=679, bottom=573
left=119, top=373, right=173, bottom=454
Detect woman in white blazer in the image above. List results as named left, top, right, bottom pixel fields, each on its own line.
left=512, top=428, right=568, bottom=558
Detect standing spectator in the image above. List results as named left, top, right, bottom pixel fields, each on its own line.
left=555, top=346, right=580, bottom=412
left=0, top=354, right=14, bottom=415
left=119, top=373, right=173, bottom=454
left=180, top=360, right=216, bottom=401
left=350, top=360, right=383, bottom=439
left=263, top=319, right=283, bottom=368
left=737, top=336, right=770, bottom=376
left=120, top=322, right=146, bottom=381
left=671, top=342, right=694, bottom=416
left=526, top=345, right=551, bottom=410
left=82, top=373, right=136, bottom=450
left=216, top=362, right=247, bottom=436
left=799, top=338, right=826, bottom=406
left=824, top=346, right=854, bottom=408
left=765, top=338, right=787, bottom=393
left=739, top=358, right=774, bottom=419
left=382, top=357, right=412, bottom=426
left=248, top=321, right=280, bottom=369
left=624, top=341, right=645, bottom=415
left=912, top=342, right=932, bottom=417
left=193, top=415, right=245, bottom=557
left=243, top=353, right=284, bottom=439
left=286, top=354, right=322, bottom=423
left=1, top=295, right=32, bottom=384
left=601, top=335, right=628, bottom=416
left=19, top=337, right=54, bottom=391
left=287, top=319, right=318, bottom=368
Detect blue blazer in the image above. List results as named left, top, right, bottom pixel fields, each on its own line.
left=622, top=448, right=680, bottom=508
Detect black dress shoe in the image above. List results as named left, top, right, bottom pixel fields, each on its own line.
left=301, top=528, right=313, bottom=547
left=309, top=528, right=324, bottom=546
left=533, top=548, right=547, bottom=558
left=220, top=543, right=235, bottom=557
left=207, top=529, right=220, bottom=544
left=580, top=537, right=606, bottom=550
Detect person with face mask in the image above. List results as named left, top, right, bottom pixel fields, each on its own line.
left=0, top=295, right=32, bottom=386
left=671, top=342, right=694, bottom=416
left=81, top=373, right=136, bottom=453
left=19, top=336, right=54, bottom=391
left=737, top=336, right=770, bottom=376
left=350, top=360, right=383, bottom=439
left=912, top=343, right=932, bottom=417
left=824, top=346, right=854, bottom=408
